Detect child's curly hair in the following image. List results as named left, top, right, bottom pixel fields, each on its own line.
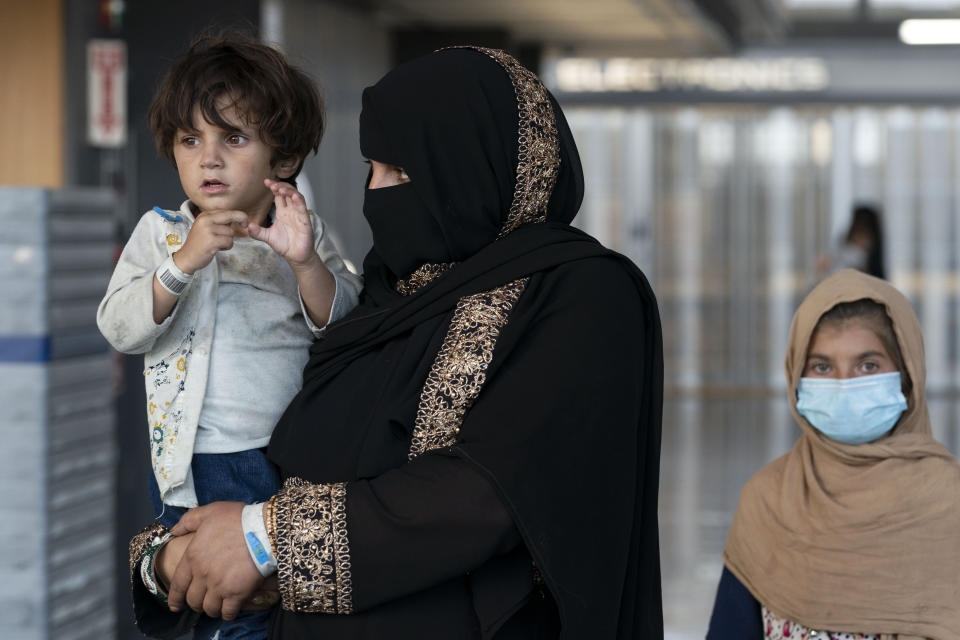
left=148, top=33, right=324, bottom=181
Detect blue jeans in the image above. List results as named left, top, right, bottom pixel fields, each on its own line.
left=148, top=448, right=281, bottom=640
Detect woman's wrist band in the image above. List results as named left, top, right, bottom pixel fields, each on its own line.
left=242, top=502, right=278, bottom=577
left=156, top=255, right=194, bottom=296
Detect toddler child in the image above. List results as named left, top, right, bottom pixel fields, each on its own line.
left=97, top=34, right=362, bottom=639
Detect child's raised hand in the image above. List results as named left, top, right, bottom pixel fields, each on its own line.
left=249, top=179, right=317, bottom=270
left=173, top=210, right=249, bottom=274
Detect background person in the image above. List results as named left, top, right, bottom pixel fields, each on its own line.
left=816, top=204, right=886, bottom=280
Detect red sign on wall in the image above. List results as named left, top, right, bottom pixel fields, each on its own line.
left=87, top=39, right=127, bottom=147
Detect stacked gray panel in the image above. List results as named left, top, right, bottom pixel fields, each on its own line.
left=0, top=187, right=117, bottom=639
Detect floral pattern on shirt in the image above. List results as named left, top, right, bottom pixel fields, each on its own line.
left=762, top=606, right=878, bottom=640
left=144, top=329, right=194, bottom=480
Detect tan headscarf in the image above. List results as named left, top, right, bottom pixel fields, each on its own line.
left=724, top=270, right=960, bottom=640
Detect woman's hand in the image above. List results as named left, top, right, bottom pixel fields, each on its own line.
left=249, top=179, right=317, bottom=270
left=244, top=575, right=280, bottom=610
left=155, top=532, right=194, bottom=594
left=157, top=529, right=278, bottom=612
left=167, top=502, right=265, bottom=621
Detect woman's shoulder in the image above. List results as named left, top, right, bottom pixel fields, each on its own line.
left=541, top=254, right=651, bottom=304
left=706, top=565, right=763, bottom=640
left=549, top=252, right=640, bottom=281
left=527, top=255, right=652, bottom=330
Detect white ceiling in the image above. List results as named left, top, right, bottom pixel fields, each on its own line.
left=786, top=0, right=960, bottom=16
left=369, top=0, right=730, bottom=54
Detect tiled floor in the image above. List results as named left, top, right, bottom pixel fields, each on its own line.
left=658, top=394, right=960, bottom=639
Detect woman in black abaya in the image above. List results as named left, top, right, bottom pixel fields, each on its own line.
left=131, top=46, right=664, bottom=639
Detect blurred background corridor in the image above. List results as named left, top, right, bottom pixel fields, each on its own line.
left=4, top=0, right=960, bottom=638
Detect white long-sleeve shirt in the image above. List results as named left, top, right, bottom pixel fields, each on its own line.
left=195, top=235, right=322, bottom=453
left=97, top=200, right=362, bottom=507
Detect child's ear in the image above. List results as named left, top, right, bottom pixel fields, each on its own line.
left=274, top=156, right=301, bottom=180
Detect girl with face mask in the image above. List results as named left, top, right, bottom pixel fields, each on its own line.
left=706, top=269, right=960, bottom=640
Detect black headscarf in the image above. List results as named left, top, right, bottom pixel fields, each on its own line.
left=357, top=47, right=584, bottom=289
left=269, top=48, right=663, bottom=638
left=304, top=48, right=590, bottom=373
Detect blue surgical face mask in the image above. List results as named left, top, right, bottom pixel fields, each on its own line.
left=796, top=372, right=908, bottom=445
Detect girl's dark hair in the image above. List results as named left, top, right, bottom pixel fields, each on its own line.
left=815, top=298, right=911, bottom=394
left=846, top=204, right=885, bottom=280
left=148, top=34, right=324, bottom=180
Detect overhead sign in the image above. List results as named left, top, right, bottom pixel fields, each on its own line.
left=550, top=57, right=830, bottom=94
left=87, top=39, right=127, bottom=147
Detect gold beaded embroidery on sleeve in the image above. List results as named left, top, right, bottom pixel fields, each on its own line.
left=265, top=495, right=279, bottom=557
left=396, top=262, right=456, bottom=296
left=129, top=523, right=170, bottom=576
left=273, top=477, right=353, bottom=614
left=408, top=277, right=529, bottom=459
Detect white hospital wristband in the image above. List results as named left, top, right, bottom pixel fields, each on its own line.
left=156, top=255, right=194, bottom=296
left=242, top=503, right=278, bottom=577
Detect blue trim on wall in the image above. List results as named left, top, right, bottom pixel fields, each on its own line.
left=0, top=336, right=51, bottom=363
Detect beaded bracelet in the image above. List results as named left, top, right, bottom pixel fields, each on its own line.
left=139, top=532, right=173, bottom=604
left=264, top=495, right=279, bottom=557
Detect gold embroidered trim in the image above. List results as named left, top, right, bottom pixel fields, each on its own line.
left=396, top=262, right=456, bottom=296
left=532, top=563, right=544, bottom=586
left=402, top=49, right=557, bottom=456
left=472, top=47, right=561, bottom=237
left=274, top=477, right=353, bottom=614
left=408, top=277, right=529, bottom=459
left=398, top=48, right=560, bottom=296
left=265, top=495, right=279, bottom=557
left=129, top=523, right=169, bottom=576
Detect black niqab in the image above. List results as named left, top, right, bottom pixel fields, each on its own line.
left=357, top=47, right=583, bottom=284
